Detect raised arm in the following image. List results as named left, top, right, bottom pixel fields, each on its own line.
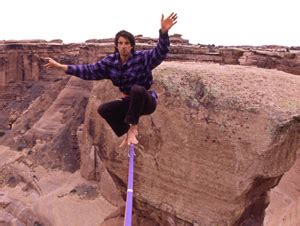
left=145, top=12, right=178, bottom=70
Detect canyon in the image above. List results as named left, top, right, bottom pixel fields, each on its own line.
left=0, top=35, right=299, bottom=225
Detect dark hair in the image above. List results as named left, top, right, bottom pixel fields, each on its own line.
left=114, top=30, right=135, bottom=53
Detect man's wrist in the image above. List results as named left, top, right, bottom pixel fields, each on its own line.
left=160, top=28, right=168, bottom=34
left=59, top=64, right=68, bottom=71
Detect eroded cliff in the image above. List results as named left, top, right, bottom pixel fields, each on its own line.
left=0, top=37, right=299, bottom=225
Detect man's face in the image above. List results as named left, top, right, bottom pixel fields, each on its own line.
left=117, top=36, right=133, bottom=57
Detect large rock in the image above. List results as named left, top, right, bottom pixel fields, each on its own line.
left=80, top=61, right=300, bottom=225
left=239, top=49, right=300, bottom=75
left=0, top=145, right=118, bottom=226
left=264, top=157, right=300, bottom=226
left=17, top=77, right=92, bottom=171
left=1, top=40, right=300, bottom=91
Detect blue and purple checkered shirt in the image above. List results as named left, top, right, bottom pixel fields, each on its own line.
left=66, top=30, right=170, bottom=94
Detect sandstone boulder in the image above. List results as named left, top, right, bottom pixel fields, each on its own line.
left=0, top=145, right=118, bottom=226
left=80, top=61, right=300, bottom=225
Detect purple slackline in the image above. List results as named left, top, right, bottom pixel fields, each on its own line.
left=124, top=144, right=135, bottom=226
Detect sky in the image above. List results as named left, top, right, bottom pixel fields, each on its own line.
left=1, top=0, right=299, bottom=46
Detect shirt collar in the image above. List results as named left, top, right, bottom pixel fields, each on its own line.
left=115, top=51, right=135, bottom=67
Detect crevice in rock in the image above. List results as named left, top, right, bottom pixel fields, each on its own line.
left=234, top=176, right=282, bottom=226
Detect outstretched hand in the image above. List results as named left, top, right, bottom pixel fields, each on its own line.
left=43, top=57, right=67, bottom=71
left=161, top=12, right=178, bottom=33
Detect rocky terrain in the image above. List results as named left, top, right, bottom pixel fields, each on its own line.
left=0, top=35, right=299, bottom=225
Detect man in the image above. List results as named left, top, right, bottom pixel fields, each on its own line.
left=44, top=12, right=177, bottom=146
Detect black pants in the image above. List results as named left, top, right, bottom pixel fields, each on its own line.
left=97, top=85, right=157, bottom=137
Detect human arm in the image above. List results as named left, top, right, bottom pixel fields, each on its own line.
left=161, top=12, right=177, bottom=34
left=44, top=57, right=110, bottom=80
left=145, top=12, right=178, bottom=69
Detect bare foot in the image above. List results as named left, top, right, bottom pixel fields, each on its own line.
left=119, top=135, right=128, bottom=148
left=127, top=125, right=138, bottom=145
left=119, top=125, right=139, bottom=148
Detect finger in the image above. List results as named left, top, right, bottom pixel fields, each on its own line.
left=167, top=12, right=175, bottom=19
left=171, top=14, right=178, bottom=20
left=43, top=57, right=52, bottom=62
left=161, top=14, right=164, bottom=22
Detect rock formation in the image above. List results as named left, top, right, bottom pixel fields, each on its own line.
left=1, top=35, right=300, bottom=90
left=0, top=36, right=299, bottom=225
left=80, top=62, right=300, bottom=225
left=0, top=145, right=119, bottom=226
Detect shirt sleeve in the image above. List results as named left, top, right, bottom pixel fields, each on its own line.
left=144, top=29, right=170, bottom=70
left=65, top=57, right=110, bottom=80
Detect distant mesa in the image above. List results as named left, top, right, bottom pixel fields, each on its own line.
left=49, top=39, right=63, bottom=44
left=3, top=39, right=48, bottom=44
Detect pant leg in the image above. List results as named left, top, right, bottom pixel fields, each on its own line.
left=124, top=85, right=157, bottom=125
left=97, top=98, right=130, bottom=137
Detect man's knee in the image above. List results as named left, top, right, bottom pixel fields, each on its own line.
left=97, top=104, right=109, bottom=118
left=130, top=84, right=146, bottom=96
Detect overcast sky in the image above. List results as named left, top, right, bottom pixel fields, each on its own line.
left=1, top=0, right=299, bottom=46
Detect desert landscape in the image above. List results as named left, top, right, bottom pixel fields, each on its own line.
left=0, top=34, right=299, bottom=225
